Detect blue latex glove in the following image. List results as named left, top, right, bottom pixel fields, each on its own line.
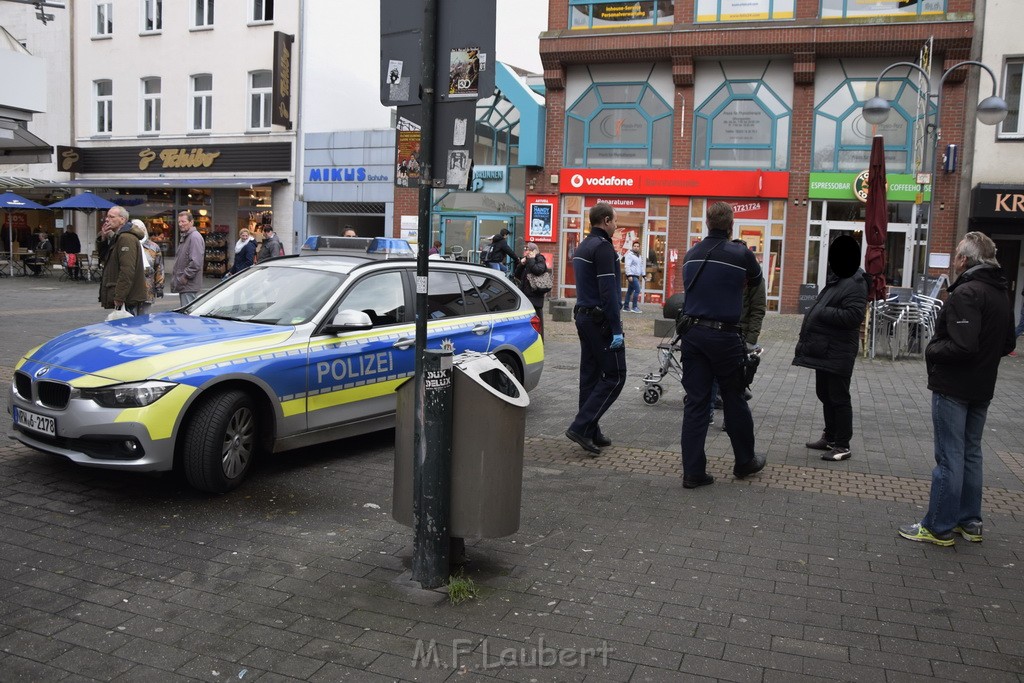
left=609, top=334, right=624, bottom=350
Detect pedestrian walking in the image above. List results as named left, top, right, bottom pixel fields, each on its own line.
left=794, top=234, right=869, bottom=462
left=677, top=201, right=765, bottom=488
left=514, top=242, right=551, bottom=338
left=565, top=202, right=626, bottom=455
left=899, top=232, right=1015, bottom=546
left=98, top=208, right=147, bottom=314
left=171, top=210, right=205, bottom=307
left=134, top=220, right=164, bottom=315
left=623, top=241, right=644, bottom=313
left=228, top=228, right=256, bottom=276
left=61, top=225, right=82, bottom=280
left=485, top=228, right=516, bottom=273
left=257, top=227, right=283, bottom=263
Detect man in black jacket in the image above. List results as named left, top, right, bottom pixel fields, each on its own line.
left=793, top=235, right=869, bottom=462
left=899, top=232, right=1014, bottom=546
left=485, top=228, right=516, bottom=273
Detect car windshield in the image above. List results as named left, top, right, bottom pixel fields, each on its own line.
left=187, top=265, right=346, bottom=325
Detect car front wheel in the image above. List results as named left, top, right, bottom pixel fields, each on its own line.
left=182, top=389, right=257, bottom=493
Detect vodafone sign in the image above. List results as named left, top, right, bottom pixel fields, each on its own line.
left=559, top=168, right=789, bottom=198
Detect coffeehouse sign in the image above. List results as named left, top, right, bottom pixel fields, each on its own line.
left=56, top=142, right=291, bottom=174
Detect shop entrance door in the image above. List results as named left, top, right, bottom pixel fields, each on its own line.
left=442, top=217, right=475, bottom=261
left=440, top=215, right=515, bottom=264
left=993, top=237, right=1022, bottom=321
left=819, top=221, right=914, bottom=289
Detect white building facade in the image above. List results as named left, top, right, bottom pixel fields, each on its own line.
left=61, top=0, right=299, bottom=267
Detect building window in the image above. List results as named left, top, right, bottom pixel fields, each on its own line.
left=141, top=77, right=161, bottom=134
left=95, top=80, right=113, bottom=134
left=821, top=0, right=945, bottom=19
left=141, top=0, right=162, bottom=32
left=998, top=59, right=1023, bottom=139
left=190, top=74, right=213, bottom=132
left=565, top=82, right=673, bottom=168
left=813, top=75, right=931, bottom=173
left=193, top=0, right=214, bottom=28
left=94, top=2, right=113, bottom=37
left=248, top=71, right=272, bottom=131
left=696, top=0, right=794, bottom=22
left=569, top=1, right=673, bottom=29
left=252, top=0, right=273, bottom=22
left=693, top=80, right=791, bottom=170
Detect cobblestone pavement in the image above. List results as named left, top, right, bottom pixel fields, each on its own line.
left=1, top=277, right=1023, bottom=681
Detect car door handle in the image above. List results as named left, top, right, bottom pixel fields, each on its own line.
left=392, top=337, right=414, bottom=350
left=471, top=324, right=490, bottom=335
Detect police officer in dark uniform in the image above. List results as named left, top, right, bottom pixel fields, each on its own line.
left=566, top=202, right=627, bottom=454
left=679, top=201, right=766, bottom=488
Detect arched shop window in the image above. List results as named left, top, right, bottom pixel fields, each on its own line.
left=813, top=76, right=932, bottom=173
left=693, top=79, right=791, bottom=170
left=565, top=81, right=673, bottom=168
left=476, top=89, right=519, bottom=166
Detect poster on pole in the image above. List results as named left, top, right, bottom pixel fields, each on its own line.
left=525, top=195, right=558, bottom=243
left=447, top=48, right=480, bottom=99
left=395, top=117, right=421, bottom=187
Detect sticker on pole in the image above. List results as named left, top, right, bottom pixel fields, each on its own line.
left=415, top=275, right=427, bottom=294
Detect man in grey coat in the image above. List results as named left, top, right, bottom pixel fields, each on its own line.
left=171, top=210, right=205, bottom=306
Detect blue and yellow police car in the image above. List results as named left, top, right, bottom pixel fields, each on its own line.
left=10, top=246, right=544, bottom=493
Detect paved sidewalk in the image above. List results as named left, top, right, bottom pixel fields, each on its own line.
left=1, top=279, right=1023, bottom=681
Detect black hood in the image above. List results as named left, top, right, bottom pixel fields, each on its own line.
left=828, top=235, right=860, bottom=279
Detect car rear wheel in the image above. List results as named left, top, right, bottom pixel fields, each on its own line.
left=496, top=351, right=525, bottom=385
left=182, top=389, right=257, bottom=493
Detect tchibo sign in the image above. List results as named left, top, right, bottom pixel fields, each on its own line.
left=308, top=167, right=390, bottom=183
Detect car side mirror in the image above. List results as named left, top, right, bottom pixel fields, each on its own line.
left=324, top=309, right=373, bottom=334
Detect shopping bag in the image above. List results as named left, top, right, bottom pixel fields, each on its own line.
left=106, top=305, right=133, bottom=321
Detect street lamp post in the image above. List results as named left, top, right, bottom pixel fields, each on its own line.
left=862, top=61, right=1008, bottom=291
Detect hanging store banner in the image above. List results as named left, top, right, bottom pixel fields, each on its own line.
left=559, top=168, right=790, bottom=199
left=55, top=142, right=292, bottom=174
left=273, top=31, right=294, bottom=129
left=808, top=172, right=931, bottom=202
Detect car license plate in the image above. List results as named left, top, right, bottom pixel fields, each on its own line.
left=13, top=407, right=56, bottom=437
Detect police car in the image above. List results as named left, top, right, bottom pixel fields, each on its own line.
left=9, top=242, right=544, bottom=493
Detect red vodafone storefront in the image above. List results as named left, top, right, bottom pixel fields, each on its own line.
left=548, top=168, right=790, bottom=311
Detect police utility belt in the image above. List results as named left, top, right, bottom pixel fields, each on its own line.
left=573, top=305, right=606, bottom=323
left=677, top=315, right=741, bottom=335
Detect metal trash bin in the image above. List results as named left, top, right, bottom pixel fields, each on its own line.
left=393, top=352, right=529, bottom=538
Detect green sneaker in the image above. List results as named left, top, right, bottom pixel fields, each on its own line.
left=898, top=523, right=955, bottom=547
left=953, top=522, right=983, bottom=542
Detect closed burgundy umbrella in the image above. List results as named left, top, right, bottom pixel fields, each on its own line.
left=864, top=135, right=888, bottom=301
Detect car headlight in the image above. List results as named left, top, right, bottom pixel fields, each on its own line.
left=80, top=381, right=178, bottom=408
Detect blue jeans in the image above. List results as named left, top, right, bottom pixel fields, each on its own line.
left=486, top=262, right=504, bottom=272
left=624, top=275, right=642, bottom=310
left=1015, top=298, right=1024, bottom=337
left=922, top=392, right=987, bottom=536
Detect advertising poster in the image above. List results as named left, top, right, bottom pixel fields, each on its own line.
left=448, top=48, right=480, bottom=99
left=395, top=117, right=421, bottom=187
left=525, top=195, right=557, bottom=243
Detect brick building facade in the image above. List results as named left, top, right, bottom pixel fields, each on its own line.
left=527, top=0, right=978, bottom=313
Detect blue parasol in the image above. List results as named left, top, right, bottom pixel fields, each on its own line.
left=47, top=192, right=115, bottom=211
left=0, top=191, right=48, bottom=276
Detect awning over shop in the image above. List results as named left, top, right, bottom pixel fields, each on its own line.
left=0, top=123, right=52, bottom=165
left=307, top=201, right=385, bottom=216
left=0, top=175, right=55, bottom=189
left=47, top=177, right=289, bottom=189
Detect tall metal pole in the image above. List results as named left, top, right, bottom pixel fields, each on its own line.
left=411, top=0, right=452, bottom=590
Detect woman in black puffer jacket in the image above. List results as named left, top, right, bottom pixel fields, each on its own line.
left=793, top=235, right=869, bottom=462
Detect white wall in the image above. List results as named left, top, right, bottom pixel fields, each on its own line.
left=973, top=0, right=1024, bottom=184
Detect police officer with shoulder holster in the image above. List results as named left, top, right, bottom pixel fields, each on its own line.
left=566, top=202, right=627, bottom=455
left=678, top=201, right=766, bottom=488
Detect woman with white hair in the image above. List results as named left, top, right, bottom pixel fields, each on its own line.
left=132, top=219, right=164, bottom=315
